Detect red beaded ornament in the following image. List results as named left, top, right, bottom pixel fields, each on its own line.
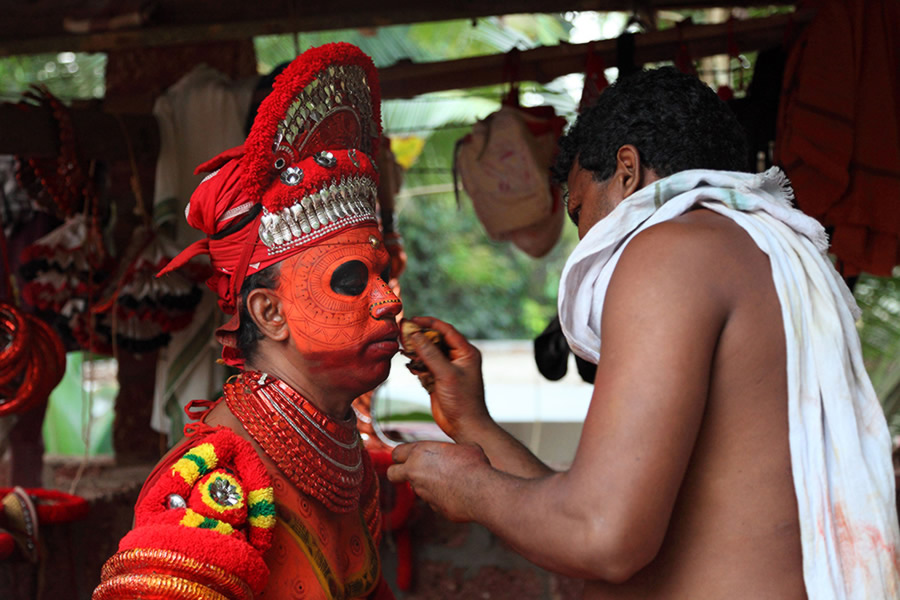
left=224, top=371, right=375, bottom=514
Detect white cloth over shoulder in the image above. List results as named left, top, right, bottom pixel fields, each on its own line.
left=558, top=168, right=900, bottom=599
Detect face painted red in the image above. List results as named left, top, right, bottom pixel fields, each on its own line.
left=275, top=225, right=402, bottom=389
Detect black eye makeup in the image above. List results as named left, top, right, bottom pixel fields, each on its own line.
left=330, top=260, right=369, bottom=296
left=380, top=266, right=391, bottom=283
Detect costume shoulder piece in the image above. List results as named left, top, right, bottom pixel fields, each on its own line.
left=93, top=428, right=276, bottom=600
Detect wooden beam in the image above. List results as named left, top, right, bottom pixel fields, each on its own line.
left=0, top=11, right=806, bottom=159
left=0, top=102, right=158, bottom=160
left=0, top=0, right=796, bottom=57
left=379, top=10, right=811, bottom=98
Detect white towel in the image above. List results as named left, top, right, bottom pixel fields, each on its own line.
left=558, top=167, right=900, bottom=598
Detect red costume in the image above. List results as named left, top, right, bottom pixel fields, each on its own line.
left=94, top=43, right=399, bottom=599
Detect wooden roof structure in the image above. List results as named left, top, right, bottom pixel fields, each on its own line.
left=0, top=0, right=806, bottom=163
left=1, top=0, right=795, bottom=57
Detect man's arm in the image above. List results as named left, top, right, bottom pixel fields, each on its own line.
left=389, top=220, right=732, bottom=581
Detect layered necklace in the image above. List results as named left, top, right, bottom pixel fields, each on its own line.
left=223, top=370, right=366, bottom=512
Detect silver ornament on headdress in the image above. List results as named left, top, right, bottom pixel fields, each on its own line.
left=259, top=175, right=378, bottom=251
left=259, top=56, right=380, bottom=253
left=281, top=166, right=303, bottom=186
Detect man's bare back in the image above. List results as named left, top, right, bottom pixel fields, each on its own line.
left=585, top=208, right=806, bottom=599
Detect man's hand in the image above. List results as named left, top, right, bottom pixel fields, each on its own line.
left=387, top=441, right=491, bottom=522
left=403, top=316, right=491, bottom=442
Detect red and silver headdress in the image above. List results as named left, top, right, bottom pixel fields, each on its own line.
left=242, top=43, right=381, bottom=250
left=158, top=43, right=383, bottom=363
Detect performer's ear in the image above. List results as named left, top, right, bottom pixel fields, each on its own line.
left=246, top=288, right=289, bottom=342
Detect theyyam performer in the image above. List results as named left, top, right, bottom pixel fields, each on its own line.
left=93, top=42, right=400, bottom=600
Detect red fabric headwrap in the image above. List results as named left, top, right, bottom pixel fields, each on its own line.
left=157, top=148, right=282, bottom=313
left=158, top=148, right=357, bottom=367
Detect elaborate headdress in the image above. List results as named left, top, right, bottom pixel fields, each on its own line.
left=158, top=43, right=383, bottom=365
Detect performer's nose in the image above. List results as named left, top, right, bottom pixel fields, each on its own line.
left=369, top=278, right=402, bottom=319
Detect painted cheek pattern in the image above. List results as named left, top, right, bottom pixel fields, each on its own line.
left=277, top=242, right=387, bottom=355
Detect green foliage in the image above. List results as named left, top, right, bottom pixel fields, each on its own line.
left=854, top=272, right=900, bottom=437
left=42, top=353, right=115, bottom=456
left=254, top=16, right=572, bottom=72
left=0, top=52, right=106, bottom=101
left=397, top=187, right=577, bottom=340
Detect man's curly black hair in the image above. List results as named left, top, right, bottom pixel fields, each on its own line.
left=553, top=67, right=750, bottom=184
left=236, top=262, right=281, bottom=363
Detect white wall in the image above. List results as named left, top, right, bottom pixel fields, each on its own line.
left=374, top=340, right=593, bottom=467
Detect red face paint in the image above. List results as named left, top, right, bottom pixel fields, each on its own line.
left=275, top=225, right=402, bottom=387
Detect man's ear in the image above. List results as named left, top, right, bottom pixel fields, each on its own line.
left=246, top=288, right=289, bottom=342
left=614, top=144, right=644, bottom=199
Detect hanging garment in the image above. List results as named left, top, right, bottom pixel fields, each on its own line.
left=776, top=0, right=900, bottom=277
left=454, top=102, right=567, bottom=258
left=151, top=65, right=256, bottom=441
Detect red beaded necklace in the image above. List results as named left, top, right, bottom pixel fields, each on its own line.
left=224, top=370, right=365, bottom=512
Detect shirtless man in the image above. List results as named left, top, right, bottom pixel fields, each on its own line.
left=388, top=67, right=900, bottom=599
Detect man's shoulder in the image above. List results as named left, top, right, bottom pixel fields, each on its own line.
left=610, top=208, right=767, bottom=315
left=619, top=209, right=750, bottom=275
left=634, top=207, right=749, bottom=249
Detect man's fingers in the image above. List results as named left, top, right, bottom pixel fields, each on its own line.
left=409, top=331, right=455, bottom=379
left=388, top=441, right=443, bottom=483
left=409, top=316, right=476, bottom=361
left=386, top=463, right=407, bottom=483
left=391, top=441, right=416, bottom=464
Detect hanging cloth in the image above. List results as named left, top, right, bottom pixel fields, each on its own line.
left=775, top=0, right=900, bottom=277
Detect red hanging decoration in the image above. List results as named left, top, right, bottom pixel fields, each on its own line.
left=14, top=86, right=115, bottom=355
left=19, top=214, right=114, bottom=354
left=92, top=225, right=204, bottom=354
left=15, top=87, right=86, bottom=220
left=0, top=303, right=66, bottom=417
left=578, top=42, right=610, bottom=113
